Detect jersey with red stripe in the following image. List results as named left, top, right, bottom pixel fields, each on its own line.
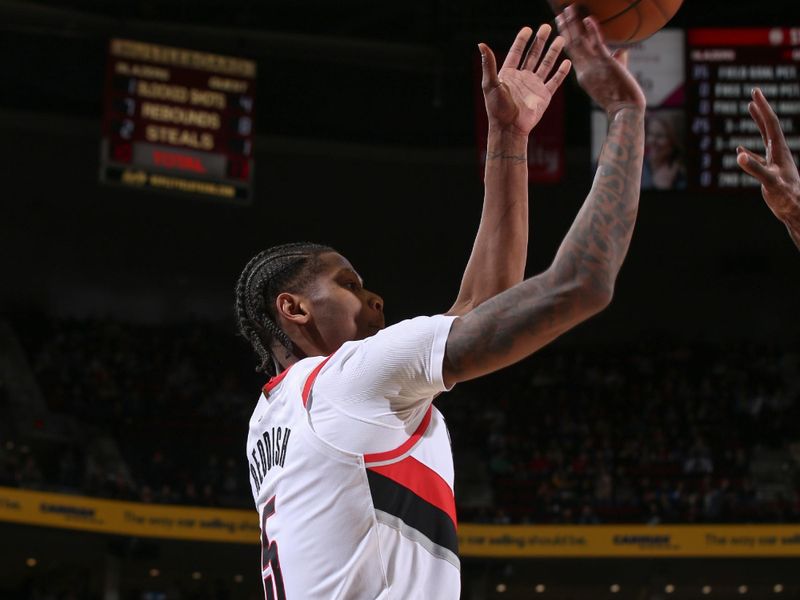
left=246, top=315, right=459, bottom=599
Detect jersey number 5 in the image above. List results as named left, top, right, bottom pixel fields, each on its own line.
left=261, top=496, right=286, bottom=600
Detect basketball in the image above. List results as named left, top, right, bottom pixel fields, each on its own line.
left=548, top=0, right=685, bottom=44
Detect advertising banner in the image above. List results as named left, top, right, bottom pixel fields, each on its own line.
left=3, top=487, right=799, bottom=556
left=458, top=523, right=800, bottom=558
left=0, top=486, right=259, bottom=544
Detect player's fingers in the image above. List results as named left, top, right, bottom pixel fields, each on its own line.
left=557, top=7, right=586, bottom=62
left=612, top=48, right=629, bottom=68
left=554, top=13, right=572, bottom=47
left=737, top=150, right=779, bottom=186
left=522, top=23, right=552, bottom=71
left=479, top=43, right=501, bottom=92
left=535, top=35, right=565, bottom=78
left=563, top=4, right=588, bottom=49
left=748, top=100, right=770, bottom=149
left=583, top=16, right=612, bottom=57
left=545, top=59, right=572, bottom=93
left=736, top=145, right=767, bottom=167
left=753, top=88, right=793, bottom=161
left=503, top=27, right=533, bottom=70
left=753, top=88, right=782, bottom=138
left=748, top=100, right=782, bottom=166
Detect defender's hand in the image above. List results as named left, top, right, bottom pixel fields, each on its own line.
left=737, top=88, right=800, bottom=222
left=556, top=5, right=645, bottom=116
left=480, top=24, right=572, bottom=137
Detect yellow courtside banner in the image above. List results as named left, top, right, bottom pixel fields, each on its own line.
left=457, top=524, right=800, bottom=557
left=2, top=487, right=800, bottom=555
left=0, top=486, right=259, bottom=544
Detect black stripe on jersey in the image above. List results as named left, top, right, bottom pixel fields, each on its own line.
left=366, top=469, right=458, bottom=558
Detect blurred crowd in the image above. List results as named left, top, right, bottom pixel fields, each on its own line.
left=4, top=317, right=800, bottom=523
left=6, top=317, right=257, bottom=509
left=447, top=342, right=800, bottom=524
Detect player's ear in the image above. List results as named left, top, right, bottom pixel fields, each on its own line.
left=275, top=292, right=311, bottom=325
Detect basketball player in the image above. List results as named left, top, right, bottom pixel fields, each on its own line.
left=237, top=9, right=645, bottom=599
left=737, top=87, right=800, bottom=250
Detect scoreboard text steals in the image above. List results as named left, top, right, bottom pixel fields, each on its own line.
left=100, top=39, right=256, bottom=202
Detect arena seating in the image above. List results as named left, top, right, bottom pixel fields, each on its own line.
left=7, top=317, right=800, bottom=523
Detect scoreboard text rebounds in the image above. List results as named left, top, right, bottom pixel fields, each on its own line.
left=100, top=39, right=256, bottom=203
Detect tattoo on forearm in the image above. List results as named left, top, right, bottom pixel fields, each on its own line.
left=558, top=110, right=644, bottom=295
left=447, top=109, right=645, bottom=378
left=486, top=149, right=527, bottom=164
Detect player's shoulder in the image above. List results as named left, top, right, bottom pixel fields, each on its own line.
left=266, top=356, right=328, bottom=394
left=321, top=316, right=437, bottom=363
left=357, top=315, right=454, bottom=347
left=318, top=315, right=454, bottom=381
left=248, top=357, right=328, bottom=422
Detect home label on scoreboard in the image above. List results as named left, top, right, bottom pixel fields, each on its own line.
left=687, top=28, right=800, bottom=191
left=100, top=39, right=256, bottom=203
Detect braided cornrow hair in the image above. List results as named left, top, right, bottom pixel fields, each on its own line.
left=235, top=242, right=335, bottom=375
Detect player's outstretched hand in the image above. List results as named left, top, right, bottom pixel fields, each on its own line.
left=737, top=88, right=800, bottom=224
left=479, top=24, right=572, bottom=137
left=555, top=5, right=645, bottom=115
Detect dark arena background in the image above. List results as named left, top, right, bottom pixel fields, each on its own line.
left=2, top=0, right=800, bottom=598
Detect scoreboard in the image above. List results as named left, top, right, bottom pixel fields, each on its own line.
left=590, top=27, right=800, bottom=194
left=100, top=39, right=256, bottom=203
left=687, top=28, right=800, bottom=191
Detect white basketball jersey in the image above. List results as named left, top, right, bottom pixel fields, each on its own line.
left=246, top=316, right=460, bottom=600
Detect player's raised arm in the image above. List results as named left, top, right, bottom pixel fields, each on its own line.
left=736, top=88, right=800, bottom=250
left=443, top=9, right=646, bottom=386
left=446, top=25, right=571, bottom=316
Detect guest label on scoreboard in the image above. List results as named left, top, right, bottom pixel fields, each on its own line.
left=687, top=28, right=800, bottom=191
left=100, top=39, right=256, bottom=203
